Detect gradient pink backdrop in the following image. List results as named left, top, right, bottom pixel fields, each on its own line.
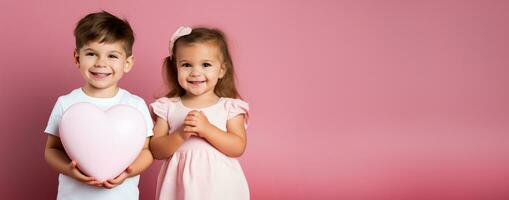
left=1, top=0, right=508, bottom=199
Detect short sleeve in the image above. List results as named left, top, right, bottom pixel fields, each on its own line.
left=44, top=97, right=64, bottom=136
left=225, top=98, right=249, bottom=123
left=150, top=97, right=172, bottom=121
left=135, top=98, right=154, bottom=137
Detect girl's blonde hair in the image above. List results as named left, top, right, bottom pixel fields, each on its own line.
left=162, top=27, right=241, bottom=98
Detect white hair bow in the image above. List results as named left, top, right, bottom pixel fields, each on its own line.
left=169, top=26, right=192, bottom=58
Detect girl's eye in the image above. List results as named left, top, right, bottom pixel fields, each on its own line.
left=202, top=63, right=211, bottom=67
left=181, top=63, right=191, bottom=67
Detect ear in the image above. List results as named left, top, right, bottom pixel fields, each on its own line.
left=73, top=49, right=80, bottom=68
left=219, top=63, right=227, bottom=79
left=123, top=55, right=134, bottom=73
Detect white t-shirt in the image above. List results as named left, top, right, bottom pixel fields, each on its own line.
left=44, top=88, right=154, bottom=200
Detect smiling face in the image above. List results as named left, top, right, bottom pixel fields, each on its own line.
left=175, top=42, right=226, bottom=98
left=74, top=41, right=133, bottom=96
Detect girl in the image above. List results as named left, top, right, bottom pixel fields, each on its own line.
left=150, top=26, right=250, bottom=200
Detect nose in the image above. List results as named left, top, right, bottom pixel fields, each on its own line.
left=94, top=56, right=107, bottom=68
left=190, top=67, right=202, bottom=77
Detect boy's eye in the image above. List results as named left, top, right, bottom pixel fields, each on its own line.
left=109, top=55, right=119, bottom=59
left=85, top=52, right=95, bottom=56
left=202, top=63, right=211, bottom=67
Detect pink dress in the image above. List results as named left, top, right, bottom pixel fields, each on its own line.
left=151, top=97, right=250, bottom=200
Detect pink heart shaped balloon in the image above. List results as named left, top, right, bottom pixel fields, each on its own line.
left=59, top=102, right=146, bottom=182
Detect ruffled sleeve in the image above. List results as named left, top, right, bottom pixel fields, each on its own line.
left=225, top=98, right=250, bottom=123
left=150, top=97, right=172, bottom=121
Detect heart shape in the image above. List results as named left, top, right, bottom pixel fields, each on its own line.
left=59, top=102, right=146, bottom=182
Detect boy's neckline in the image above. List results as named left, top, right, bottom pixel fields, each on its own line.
left=80, top=87, right=121, bottom=99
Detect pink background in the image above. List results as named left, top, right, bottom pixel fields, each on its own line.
left=1, top=0, right=508, bottom=199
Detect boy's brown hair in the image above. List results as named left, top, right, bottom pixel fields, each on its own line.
left=74, top=11, right=134, bottom=56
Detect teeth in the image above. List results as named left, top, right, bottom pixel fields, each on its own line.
left=91, top=72, right=111, bottom=77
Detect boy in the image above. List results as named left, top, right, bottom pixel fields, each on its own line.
left=44, top=11, right=153, bottom=200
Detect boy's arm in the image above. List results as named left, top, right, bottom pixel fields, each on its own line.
left=44, top=134, right=102, bottom=186
left=150, top=117, right=195, bottom=160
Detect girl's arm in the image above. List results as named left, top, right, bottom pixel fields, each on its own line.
left=185, top=111, right=247, bottom=157
left=149, top=117, right=196, bottom=160
left=44, top=134, right=102, bottom=187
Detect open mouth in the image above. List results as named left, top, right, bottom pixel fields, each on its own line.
left=187, top=80, right=206, bottom=86
left=90, top=72, right=112, bottom=79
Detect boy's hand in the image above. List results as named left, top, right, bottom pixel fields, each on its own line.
left=67, top=160, right=103, bottom=187
left=103, top=166, right=133, bottom=189
left=184, top=110, right=213, bottom=138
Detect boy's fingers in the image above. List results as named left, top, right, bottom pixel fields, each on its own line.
left=108, top=178, right=120, bottom=185
left=69, top=161, right=99, bottom=183
left=83, top=176, right=96, bottom=182
left=126, top=166, right=134, bottom=174
left=70, top=160, right=77, bottom=168
left=86, top=180, right=102, bottom=186
left=74, top=172, right=93, bottom=182
left=103, top=181, right=114, bottom=189
left=107, top=171, right=128, bottom=186
left=70, top=167, right=95, bottom=182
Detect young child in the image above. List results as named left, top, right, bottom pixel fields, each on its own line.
left=44, top=11, right=153, bottom=200
left=150, top=26, right=250, bottom=200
